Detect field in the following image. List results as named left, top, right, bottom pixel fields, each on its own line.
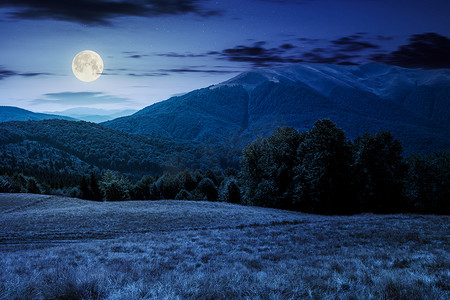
left=0, top=193, right=449, bottom=299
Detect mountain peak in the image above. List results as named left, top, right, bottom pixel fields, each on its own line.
left=214, top=63, right=450, bottom=98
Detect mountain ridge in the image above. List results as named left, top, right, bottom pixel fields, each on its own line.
left=103, top=63, right=450, bottom=154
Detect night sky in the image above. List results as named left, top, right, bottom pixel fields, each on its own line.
left=1, top=0, right=449, bottom=113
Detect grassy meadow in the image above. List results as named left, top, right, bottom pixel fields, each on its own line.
left=0, top=193, right=449, bottom=299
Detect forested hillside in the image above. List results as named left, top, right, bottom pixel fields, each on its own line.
left=0, top=120, right=239, bottom=185
left=104, top=63, right=450, bottom=154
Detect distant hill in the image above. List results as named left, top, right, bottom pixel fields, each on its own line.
left=0, top=106, right=76, bottom=123
left=0, top=119, right=233, bottom=183
left=45, top=108, right=137, bottom=123
left=104, top=63, right=450, bottom=154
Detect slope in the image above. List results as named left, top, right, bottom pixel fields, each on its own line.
left=0, top=119, right=230, bottom=181
left=104, top=63, right=450, bottom=154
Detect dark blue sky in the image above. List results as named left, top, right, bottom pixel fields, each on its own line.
left=0, top=0, right=449, bottom=112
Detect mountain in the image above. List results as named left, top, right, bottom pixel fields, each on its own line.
left=0, top=106, right=76, bottom=123
left=46, top=108, right=137, bottom=123
left=103, top=63, right=450, bottom=154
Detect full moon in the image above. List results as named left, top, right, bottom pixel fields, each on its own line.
left=72, top=50, right=103, bottom=82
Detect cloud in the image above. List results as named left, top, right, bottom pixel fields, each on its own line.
left=301, top=49, right=359, bottom=65
left=0, top=66, right=52, bottom=79
left=280, top=43, right=295, bottom=50
left=210, top=34, right=386, bottom=67
left=213, top=42, right=303, bottom=66
left=158, top=68, right=238, bottom=74
left=0, top=0, right=219, bottom=25
left=156, top=52, right=208, bottom=58
left=256, top=0, right=316, bottom=4
left=103, top=64, right=238, bottom=76
left=121, top=51, right=150, bottom=59
left=372, top=32, right=450, bottom=69
left=128, top=54, right=149, bottom=59
left=331, top=35, right=379, bottom=52
left=34, top=92, right=129, bottom=105
left=127, top=72, right=170, bottom=77
left=0, top=68, right=16, bottom=80
left=19, top=72, right=53, bottom=77
left=375, top=35, right=393, bottom=41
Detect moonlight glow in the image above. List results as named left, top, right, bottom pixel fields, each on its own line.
left=72, top=50, right=103, bottom=82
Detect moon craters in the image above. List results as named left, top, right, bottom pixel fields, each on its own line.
left=72, top=50, right=103, bottom=82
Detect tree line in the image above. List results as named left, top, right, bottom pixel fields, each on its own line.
left=0, top=119, right=448, bottom=215
left=240, top=120, right=448, bottom=215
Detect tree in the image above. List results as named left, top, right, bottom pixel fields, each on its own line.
left=197, top=178, right=218, bottom=201
left=0, top=176, right=14, bottom=193
left=89, top=173, right=102, bottom=201
left=100, top=170, right=131, bottom=201
left=79, top=176, right=91, bottom=199
left=175, top=170, right=197, bottom=191
left=131, top=175, right=155, bottom=200
left=294, top=120, right=356, bottom=214
left=26, top=178, right=41, bottom=194
left=12, top=173, right=27, bottom=193
left=154, top=172, right=179, bottom=199
left=175, top=189, right=192, bottom=200
left=405, top=152, right=449, bottom=214
left=149, top=182, right=162, bottom=200
left=240, top=127, right=302, bottom=209
left=353, top=131, right=407, bottom=213
left=218, top=177, right=241, bottom=204
left=79, top=173, right=102, bottom=201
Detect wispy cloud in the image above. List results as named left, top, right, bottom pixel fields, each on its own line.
left=156, top=52, right=208, bottom=58
left=158, top=68, right=238, bottom=74
left=256, top=0, right=316, bottom=4
left=331, top=34, right=379, bottom=52
left=127, top=72, right=170, bottom=77
left=0, top=0, right=220, bottom=26
left=0, top=66, right=52, bottom=80
left=0, top=68, right=16, bottom=80
left=211, top=41, right=303, bottom=66
left=208, top=33, right=388, bottom=66
left=209, top=32, right=450, bottom=68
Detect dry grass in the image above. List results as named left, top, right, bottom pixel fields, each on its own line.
left=0, top=193, right=449, bottom=299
